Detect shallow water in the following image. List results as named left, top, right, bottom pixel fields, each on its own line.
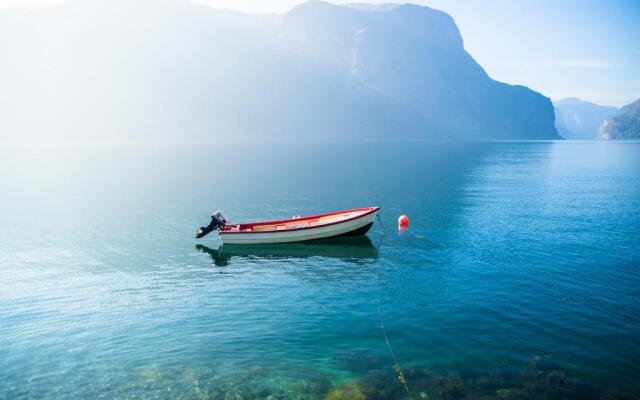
left=1, top=141, right=639, bottom=399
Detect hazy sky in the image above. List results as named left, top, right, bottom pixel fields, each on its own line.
left=3, top=0, right=639, bottom=107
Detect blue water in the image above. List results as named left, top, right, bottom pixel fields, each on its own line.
left=1, top=141, right=639, bottom=399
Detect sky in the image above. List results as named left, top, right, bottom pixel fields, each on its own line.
left=2, top=0, right=639, bottom=107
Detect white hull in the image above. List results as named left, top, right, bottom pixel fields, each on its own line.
left=220, top=210, right=377, bottom=244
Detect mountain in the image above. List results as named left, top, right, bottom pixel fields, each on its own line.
left=553, top=98, right=618, bottom=140
left=0, top=0, right=558, bottom=144
left=599, top=99, right=640, bottom=140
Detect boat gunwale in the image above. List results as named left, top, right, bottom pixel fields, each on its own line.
left=220, top=207, right=379, bottom=235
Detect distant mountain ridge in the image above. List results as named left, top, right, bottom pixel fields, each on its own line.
left=553, top=98, right=618, bottom=140
left=0, top=0, right=559, bottom=144
left=599, top=99, right=640, bottom=140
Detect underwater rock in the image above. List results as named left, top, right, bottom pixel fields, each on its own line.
left=138, top=364, right=164, bottom=384
left=603, top=387, right=640, bottom=400
left=439, top=373, right=465, bottom=399
left=324, top=381, right=366, bottom=400
left=522, top=354, right=577, bottom=399
left=211, top=366, right=333, bottom=400
left=360, top=367, right=407, bottom=399
left=193, top=386, right=212, bottom=400
left=495, top=388, right=526, bottom=400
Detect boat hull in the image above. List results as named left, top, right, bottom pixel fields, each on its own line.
left=220, top=209, right=377, bottom=245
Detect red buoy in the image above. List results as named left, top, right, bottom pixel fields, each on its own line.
left=398, top=215, right=409, bottom=230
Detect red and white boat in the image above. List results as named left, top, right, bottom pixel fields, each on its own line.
left=196, top=207, right=379, bottom=244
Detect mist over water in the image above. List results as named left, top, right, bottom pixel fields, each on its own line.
left=1, top=141, right=639, bottom=399
left=0, top=0, right=559, bottom=144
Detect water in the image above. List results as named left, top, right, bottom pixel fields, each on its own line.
left=1, top=141, right=639, bottom=399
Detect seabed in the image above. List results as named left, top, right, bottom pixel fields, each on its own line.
left=34, top=351, right=638, bottom=400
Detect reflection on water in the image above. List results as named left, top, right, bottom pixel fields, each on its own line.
left=196, top=236, right=379, bottom=267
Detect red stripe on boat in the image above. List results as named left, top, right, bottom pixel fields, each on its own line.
left=220, top=207, right=379, bottom=234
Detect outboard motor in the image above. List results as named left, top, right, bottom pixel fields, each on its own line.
left=195, top=210, right=228, bottom=238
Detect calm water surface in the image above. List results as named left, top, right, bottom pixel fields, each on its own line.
left=1, top=142, right=639, bottom=399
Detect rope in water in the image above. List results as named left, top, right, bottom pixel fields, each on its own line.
left=376, top=213, right=388, bottom=234
left=376, top=270, right=414, bottom=400
left=374, top=213, right=414, bottom=400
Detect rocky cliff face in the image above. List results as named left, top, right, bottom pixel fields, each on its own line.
left=599, top=99, right=640, bottom=140
left=0, top=0, right=559, bottom=144
left=553, top=98, right=618, bottom=140
left=283, top=2, right=558, bottom=140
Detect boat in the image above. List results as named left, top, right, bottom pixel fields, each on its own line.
left=195, top=207, right=379, bottom=244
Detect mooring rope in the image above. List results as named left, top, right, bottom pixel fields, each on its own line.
left=376, top=267, right=414, bottom=400
left=376, top=213, right=387, bottom=235
left=374, top=213, right=414, bottom=400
